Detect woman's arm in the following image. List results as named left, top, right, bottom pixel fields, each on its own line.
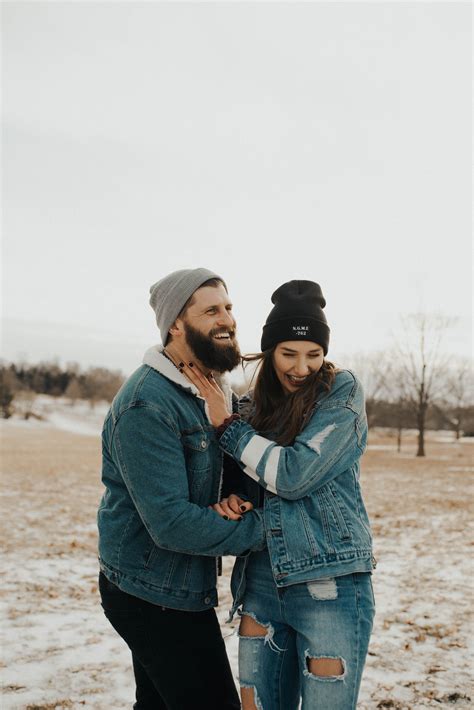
left=219, top=373, right=367, bottom=500
left=182, top=364, right=366, bottom=501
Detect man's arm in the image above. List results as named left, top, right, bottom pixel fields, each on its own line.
left=111, top=404, right=265, bottom=556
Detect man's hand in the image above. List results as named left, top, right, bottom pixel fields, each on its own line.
left=210, top=494, right=254, bottom=521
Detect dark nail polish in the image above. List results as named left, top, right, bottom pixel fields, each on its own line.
left=223, top=515, right=229, bottom=521
left=239, top=505, right=246, bottom=512
left=237, top=516, right=243, bottom=521
left=188, top=362, right=193, bottom=367
left=179, top=362, right=184, bottom=368
left=179, top=368, right=183, bottom=373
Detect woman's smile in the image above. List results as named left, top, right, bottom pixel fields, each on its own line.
left=286, top=373, right=309, bottom=387
left=273, top=341, right=324, bottom=394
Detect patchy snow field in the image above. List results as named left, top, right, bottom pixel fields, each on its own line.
left=1, top=411, right=473, bottom=709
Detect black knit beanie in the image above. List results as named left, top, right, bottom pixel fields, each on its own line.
left=261, top=280, right=330, bottom=354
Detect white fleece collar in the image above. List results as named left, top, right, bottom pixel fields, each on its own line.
left=142, top=345, right=233, bottom=412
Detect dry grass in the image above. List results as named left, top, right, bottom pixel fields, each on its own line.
left=1, top=425, right=101, bottom=560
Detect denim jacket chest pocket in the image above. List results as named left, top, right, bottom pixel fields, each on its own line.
left=181, top=429, right=216, bottom=501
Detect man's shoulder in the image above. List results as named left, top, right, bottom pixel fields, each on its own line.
left=112, top=364, right=181, bottom=415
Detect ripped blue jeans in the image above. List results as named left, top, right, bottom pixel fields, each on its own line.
left=238, top=549, right=375, bottom=710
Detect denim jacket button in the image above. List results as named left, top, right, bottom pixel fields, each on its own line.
left=201, top=440, right=207, bottom=449
left=204, top=596, right=211, bottom=604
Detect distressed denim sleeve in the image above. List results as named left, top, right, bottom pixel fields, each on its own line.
left=112, top=405, right=266, bottom=556
left=219, top=374, right=367, bottom=500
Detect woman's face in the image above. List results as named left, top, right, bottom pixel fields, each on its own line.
left=272, top=341, right=325, bottom=394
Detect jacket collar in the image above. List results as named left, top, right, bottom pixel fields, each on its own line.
left=142, top=345, right=233, bottom=411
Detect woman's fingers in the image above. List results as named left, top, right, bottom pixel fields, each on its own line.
left=227, top=494, right=254, bottom=514
left=180, top=362, right=231, bottom=425
left=181, top=362, right=219, bottom=392
left=181, top=362, right=209, bottom=395
left=239, top=500, right=254, bottom=513
left=211, top=502, right=229, bottom=519
left=218, top=498, right=242, bottom=521
left=207, top=372, right=224, bottom=393
left=227, top=495, right=243, bottom=514
left=185, top=363, right=223, bottom=393
left=211, top=499, right=242, bottom=521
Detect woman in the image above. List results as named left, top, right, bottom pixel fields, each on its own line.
left=183, top=280, right=375, bottom=710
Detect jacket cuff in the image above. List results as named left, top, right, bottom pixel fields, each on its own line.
left=215, top=413, right=241, bottom=439
left=218, top=416, right=252, bottom=453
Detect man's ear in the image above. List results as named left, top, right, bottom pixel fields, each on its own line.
left=169, top=318, right=185, bottom=338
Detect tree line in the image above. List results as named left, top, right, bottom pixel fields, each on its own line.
left=0, top=362, right=125, bottom=419
left=1, top=314, right=472, bottom=456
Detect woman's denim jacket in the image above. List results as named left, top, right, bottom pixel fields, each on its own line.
left=98, top=346, right=265, bottom=612
left=220, top=369, right=375, bottom=614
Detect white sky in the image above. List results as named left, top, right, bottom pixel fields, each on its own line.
left=2, top=1, right=472, bottom=374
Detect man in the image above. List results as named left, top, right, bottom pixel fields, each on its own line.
left=98, top=268, right=264, bottom=709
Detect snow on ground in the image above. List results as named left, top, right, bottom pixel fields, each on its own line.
left=1, top=414, right=473, bottom=709
left=22, top=396, right=110, bottom=437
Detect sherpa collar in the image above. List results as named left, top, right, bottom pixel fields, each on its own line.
left=142, top=345, right=233, bottom=413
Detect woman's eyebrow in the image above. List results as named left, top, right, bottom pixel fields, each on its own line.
left=281, top=347, right=322, bottom=354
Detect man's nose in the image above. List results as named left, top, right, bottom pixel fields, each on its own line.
left=217, top=310, right=235, bottom=328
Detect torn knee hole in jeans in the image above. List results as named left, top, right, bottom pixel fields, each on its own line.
left=304, top=651, right=347, bottom=682
left=240, top=684, right=264, bottom=710
left=238, top=611, right=284, bottom=652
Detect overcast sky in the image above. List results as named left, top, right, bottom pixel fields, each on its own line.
left=2, top=1, right=471, bottom=374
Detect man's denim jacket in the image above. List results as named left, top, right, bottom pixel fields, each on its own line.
left=98, top=346, right=265, bottom=612
left=220, top=370, right=375, bottom=613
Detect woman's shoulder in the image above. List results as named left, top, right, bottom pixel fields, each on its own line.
left=333, top=368, right=362, bottom=387
left=320, top=368, right=365, bottom=406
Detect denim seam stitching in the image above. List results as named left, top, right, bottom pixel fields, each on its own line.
left=297, top=500, right=320, bottom=557
left=316, top=489, right=335, bottom=553
left=117, top=510, right=136, bottom=570
left=277, top=628, right=293, bottom=709
left=164, top=552, right=178, bottom=588
left=113, top=401, right=179, bottom=438
left=326, top=484, right=352, bottom=541
left=351, top=573, right=362, bottom=708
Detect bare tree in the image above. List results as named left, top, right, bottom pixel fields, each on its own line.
left=64, top=378, right=84, bottom=406
left=442, top=358, right=474, bottom=439
left=345, top=351, right=391, bottom=429
left=81, top=367, right=124, bottom=408
left=365, top=355, right=414, bottom=452
left=0, top=367, right=19, bottom=419
left=14, top=388, right=37, bottom=420
left=393, top=313, right=454, bottom=457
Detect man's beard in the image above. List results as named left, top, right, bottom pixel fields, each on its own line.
left=184, top=321, right=241, bottom=373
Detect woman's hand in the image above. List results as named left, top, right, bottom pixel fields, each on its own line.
left=182, top=362, right=231, bottom=427
left=210, top=495, right=254, bottom=521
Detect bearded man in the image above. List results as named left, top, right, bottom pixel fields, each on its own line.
left=98, top=268, right=264, bottom=710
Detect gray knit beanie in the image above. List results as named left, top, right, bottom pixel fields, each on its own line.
left=149, top=268, right=225, bottom=345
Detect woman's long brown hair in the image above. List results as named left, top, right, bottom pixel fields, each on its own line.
left=242, top=349, right=336, bottom=446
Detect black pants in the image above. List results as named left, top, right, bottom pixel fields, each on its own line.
left=99, top=572, right=241, bottom=710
